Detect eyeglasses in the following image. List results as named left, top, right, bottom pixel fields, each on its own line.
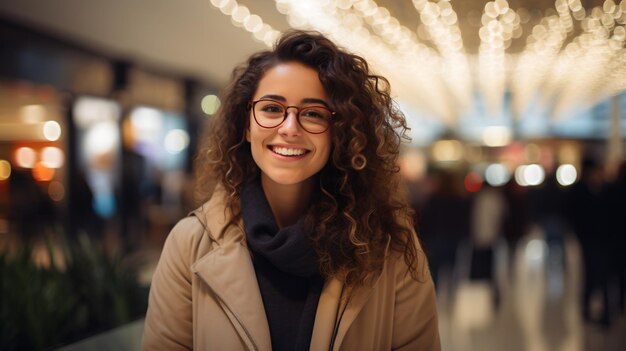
left=249, top=99, right=335, bottom=134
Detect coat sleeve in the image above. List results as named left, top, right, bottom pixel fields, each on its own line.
left=391, top=240, right=441, bottom=351
left=142, top=217, right=202, bottom=350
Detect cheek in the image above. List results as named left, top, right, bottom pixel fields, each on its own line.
left=247, top=116, right=269, bottom=145
left=248, top=123, right=271, bottom=155
left=318, top=134, right=333, bottom=163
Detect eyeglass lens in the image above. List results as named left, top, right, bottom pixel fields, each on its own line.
left=253, top=99, right=331, bottom=134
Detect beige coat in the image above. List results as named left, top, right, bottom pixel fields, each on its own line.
left=142, top=189, right=440, bottom=350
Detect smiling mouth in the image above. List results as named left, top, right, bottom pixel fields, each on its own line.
left=270, top=145, right=309, bottom=156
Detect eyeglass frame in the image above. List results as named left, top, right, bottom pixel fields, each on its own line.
left=248, top=98, right=336, bottom=134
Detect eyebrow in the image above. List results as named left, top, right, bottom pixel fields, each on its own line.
left=259, top=94, right=331, bottom=108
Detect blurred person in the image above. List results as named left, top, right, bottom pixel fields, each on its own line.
left=120, top=119, right=149, bottom=253
left=419, top=168, right=471, bottom=291
left=502, top=179, right=531, bottom=276
left=566, top=157, right=612, bottom=327
left=528, top=169, right=568, bottom=298
left=606, top=161, right=626, bottom=316
left=71, top=170, right=104, bottom=239
left=468, top=183, right=506, bottom=310
left=528, top=170, right=567, bottom=249
left=8, top=169, right=55, bottom=242
left=142, top=31, right=440, bottom=350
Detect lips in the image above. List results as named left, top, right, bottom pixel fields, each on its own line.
left=269, top=145, right=309, bottom=156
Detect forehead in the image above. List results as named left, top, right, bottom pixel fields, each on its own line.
left=254, top=62, right=327, bottom=101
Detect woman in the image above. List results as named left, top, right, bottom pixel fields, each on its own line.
left=142, top=30, right=440, bottom=351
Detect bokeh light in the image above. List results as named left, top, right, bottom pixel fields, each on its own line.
left=556, top=163, right=577, bottom=186
left=484, top=163, right=511, bottom=186
left=48, top=180, right=65, bottom=201
left=464, top=171, right=483, bottom=192
left=41, top=147, right=65, bottom=168
left=164, top=129, right=190, bottom=154
left=515, top=163, right=545, bottom=186
left=32, top=161, right=55, bottom=182
left=85, top=121, right=119, bottom=157
left=526, top=238, right=547, bottom=262
left=0, top=160, right=11, bottom=180
left=482, top=126, right=512, bottom=147
left=201, top=94, right=221, bottom=115
left=15, top=147, right=37, bottom=168
left=43, top=121, right=62, bottom=141
left=432, top=140, right=464, bottom=162
left=130, top=107, right=162, bottom=144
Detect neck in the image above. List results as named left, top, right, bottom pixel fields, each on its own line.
left=261, top=175, right=315, bottom=228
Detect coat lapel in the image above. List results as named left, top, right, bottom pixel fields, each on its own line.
left=191, top=190, right=272, bottom=351
left=331, top=276, right=381, bottom=350
left=310, top=278, right=342, bottom=351
left=313, top=237, right=392, bottom=351
left=309, top=275, right=382, bottom=351
left=192, top=237, right=272, bottom=351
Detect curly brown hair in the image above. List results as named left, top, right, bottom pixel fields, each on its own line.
left=195, top=30, right=423, bottom=288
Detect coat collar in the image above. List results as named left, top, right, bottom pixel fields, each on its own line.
left=192, top=238, right=272, bottom=351
left=191, top=188, right=271, bottom=351
left=313, top=236, right=391, bottom=351
left=190, top=187, right=386, bottom=351
left=313, top=259, right=388, bottom=351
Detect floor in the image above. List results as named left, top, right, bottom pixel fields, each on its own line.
left=436, top=227, right=626, bottom=351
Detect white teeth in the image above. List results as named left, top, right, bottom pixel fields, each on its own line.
left=272, top=146, right=306, bottom=156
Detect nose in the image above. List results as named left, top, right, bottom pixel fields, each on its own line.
left=277, top=109, right=302, bottom=137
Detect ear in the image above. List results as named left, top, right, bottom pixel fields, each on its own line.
left=245, top=126, right=251, bottom=142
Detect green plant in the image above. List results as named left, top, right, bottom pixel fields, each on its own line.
left=0, top=234, right=146, bottom=350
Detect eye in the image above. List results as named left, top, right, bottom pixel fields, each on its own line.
left=301, top=107, right=329, bottom=119
left=260, top=103, right=285, bottom=114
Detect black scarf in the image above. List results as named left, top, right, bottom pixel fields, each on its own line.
left=241, top=177, right=323, bottom=351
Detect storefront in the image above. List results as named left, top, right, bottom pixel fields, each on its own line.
left=0, top=19, right=212, bottom=252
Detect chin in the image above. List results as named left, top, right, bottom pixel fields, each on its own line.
left=263, top=171, right=315, bottom=187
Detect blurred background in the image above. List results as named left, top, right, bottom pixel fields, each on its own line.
left=0, top=0, right=625, bottom=350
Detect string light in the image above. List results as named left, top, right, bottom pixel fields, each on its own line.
left=209, top=0, right=280, bottom=46
left=209, top=0, right=626, bottom=126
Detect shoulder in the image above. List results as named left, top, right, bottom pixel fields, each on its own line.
left=168, top=215, right=207, bottom=246
left=386, top=237, right=431, bottom=284
left=159, top=214, right=212, bottom=269
left=190, top=186, right=235, bottom=242
left=163, top=186, right=238, bottom=261
left=380, top=217, right=430, bottom=278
